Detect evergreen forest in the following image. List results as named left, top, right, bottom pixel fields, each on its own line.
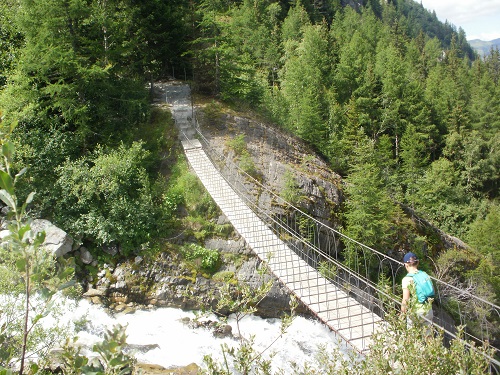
left=0, top=0, right=499, bottom=370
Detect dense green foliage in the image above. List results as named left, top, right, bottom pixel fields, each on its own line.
left=0, top=0, right=499, bottom=370
left=54, top=142, right=170, bottom=254
left=189, top=0, right=500, bottom=306
left=0, top=0, right=188, bottom=255
left=182, top=243, right=221, bottom=273
left=2, top=0, right=496, bottom=281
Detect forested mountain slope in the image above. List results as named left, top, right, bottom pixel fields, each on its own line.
left=190, top=0, right=499, bottom=304
left=0, top=0, right=498, bottom=309
left=469, top=38, right=500, bottom=57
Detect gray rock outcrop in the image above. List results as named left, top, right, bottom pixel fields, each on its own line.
left=197, top=111, right=343, bottom=230
left=79, top=246, right=93, bottom=264
left=81, top=234, right=303, bottom=318
left=31, top=219, right=74, bottom=257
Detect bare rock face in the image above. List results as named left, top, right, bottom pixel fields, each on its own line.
left=81, top=237, right=300, bottom=319
left=197, top=111, right=343, bottom=230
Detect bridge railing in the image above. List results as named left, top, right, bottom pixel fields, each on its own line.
left=188, top=113, right=499, bottom=370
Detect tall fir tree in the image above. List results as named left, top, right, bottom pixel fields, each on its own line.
left=343, top=128, right=400, bottom=264
left=280, top=23, right=330, bottom=145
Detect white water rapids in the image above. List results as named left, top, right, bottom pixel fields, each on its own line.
left=60, top=299, right=347, bottom=372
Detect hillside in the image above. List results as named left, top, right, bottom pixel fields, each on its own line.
left=0, top=0, right=499, bottom=371
left=1, top=0, right=497, bottom=311
left=469, top=38, right=500, bottom=56
left=188, top=91, right=469, bottom=250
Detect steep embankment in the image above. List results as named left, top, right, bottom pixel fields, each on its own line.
left=194, top=100, right=343, bottom=229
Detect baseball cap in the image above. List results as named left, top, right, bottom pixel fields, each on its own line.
left=403, top=252, right=418, bottom=263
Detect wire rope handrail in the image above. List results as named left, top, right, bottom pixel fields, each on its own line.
left=169, top=83, right=500, bottom=370
left=190, top=118, right=500, bottom=368
left=195, top=123, right=500, bottom=307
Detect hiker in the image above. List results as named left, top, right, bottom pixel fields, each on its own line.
left=401, top=252, right=434, bottom=330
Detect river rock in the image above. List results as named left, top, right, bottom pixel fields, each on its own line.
left=114, top=302, right=128, bottom=312
left=81, top=234, right=301, bottom=319
left=213, top=324, right=232, bottom=338
left=79, top=246, right=93, bottom=264
left=83, top=288, right=105, bottom=297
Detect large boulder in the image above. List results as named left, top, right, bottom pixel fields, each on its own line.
left=30, top=219, right=74, bottom=257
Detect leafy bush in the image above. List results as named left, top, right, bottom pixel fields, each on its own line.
left=343, top=312, right=492, bottom=375
left=54, top=142, right=172, bottom=254
left=227, top=134, right=247, bottom=156
left=93, top=325, right=137, bottom=375
left=182, top=243, right=221, bottom=273
left=59, top=325, right=137, bottom=375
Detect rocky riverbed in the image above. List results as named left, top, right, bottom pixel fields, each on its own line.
left=79, top=232, right=305, bottom=319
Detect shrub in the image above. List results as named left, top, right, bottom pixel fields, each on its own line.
left=54, top=142, right=172, bottom=254
left=183, top=243, right=221, bottom=273
left=281, top=170, right=301, bottom=204
left=239, top=151, right=258, bottom=177
left=227, top=134, right=247, bottom=156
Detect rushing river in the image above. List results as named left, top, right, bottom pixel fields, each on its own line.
left=62, top=299, right=346, bottom=372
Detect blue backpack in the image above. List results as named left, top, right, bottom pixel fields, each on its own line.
left=407, top=270, right=435, bottom=303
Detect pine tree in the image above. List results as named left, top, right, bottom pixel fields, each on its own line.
left=400, top=123, right=428, bottom=208
left=375, top=42, right=408, bottom=157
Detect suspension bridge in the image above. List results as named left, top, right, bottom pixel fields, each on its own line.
left=161, top=82, right=500, bottom=369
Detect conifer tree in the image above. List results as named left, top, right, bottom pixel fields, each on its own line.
left=375, top=42, right=408, bottom=157
left=280, top=23, right=330, bottom=145
left=343, top=126, right=398, bottom=253
left=400, top=123, right=428, bottom=208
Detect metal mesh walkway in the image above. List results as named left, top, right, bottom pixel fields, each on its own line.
left=182, top=139, right=382, bottom=354
left=165, top=82, right=500, bottom=368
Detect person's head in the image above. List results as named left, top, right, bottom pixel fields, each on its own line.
left=403, top=252, right=419, bottom=269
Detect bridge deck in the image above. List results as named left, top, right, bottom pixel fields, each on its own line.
left=180, top=138, right=382, bottom=354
